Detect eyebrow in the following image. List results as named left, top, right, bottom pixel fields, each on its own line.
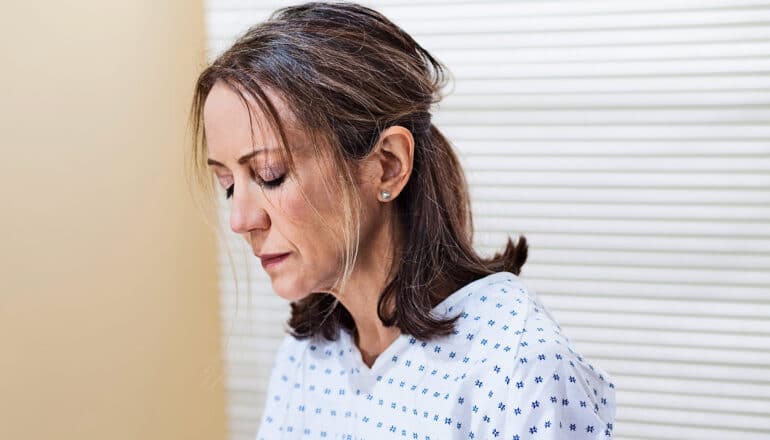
left=206, top=148, right=268, bottom=167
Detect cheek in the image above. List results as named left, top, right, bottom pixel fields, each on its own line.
left=279, top=177, right=339, bottom=246
left=283, top=164, right=338, bottom=221
left=277, top=182, right=345, bottom=293
left=279, top=181, right=322, bottom=227
left=279, top=187, right=311, bottom=222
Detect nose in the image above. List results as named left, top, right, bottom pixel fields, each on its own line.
left=229, top=184, right=270, bottom=234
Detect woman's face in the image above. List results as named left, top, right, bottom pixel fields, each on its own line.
left=203, top=80, right=363, bottom=301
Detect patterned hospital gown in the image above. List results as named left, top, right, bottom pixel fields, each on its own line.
left=255, top=271, right=616, bottom=439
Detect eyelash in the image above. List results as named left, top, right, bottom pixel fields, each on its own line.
left=225, top=174, right=286, bottom=199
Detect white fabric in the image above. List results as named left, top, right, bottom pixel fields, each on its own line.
left=256, top=271, right=616, bottom=439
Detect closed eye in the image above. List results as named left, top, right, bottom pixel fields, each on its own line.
left=261, top=174, right=286, bottom=190
left=225, top=174, right=286, bottom=200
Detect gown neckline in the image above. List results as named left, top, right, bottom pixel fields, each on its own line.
left=343, top=271, right=516, bottom=378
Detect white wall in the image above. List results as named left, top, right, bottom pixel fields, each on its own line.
left=204, top=1, right=770, bottom=439
left=0, top=1, right=226, bottom=439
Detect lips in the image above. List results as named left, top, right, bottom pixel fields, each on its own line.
left=260, top=252, right=290, bottom=269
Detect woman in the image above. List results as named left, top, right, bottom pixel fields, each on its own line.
left=188, top=2, right=616, bottom=439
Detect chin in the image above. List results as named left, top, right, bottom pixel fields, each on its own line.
left=270, top=278, right=312, bottom=302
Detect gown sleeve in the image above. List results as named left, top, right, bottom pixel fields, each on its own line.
left=494, top=293, right=617, bottom=439
left=498, top=343, right=617, bottom=439
left=255, top=333, right=299, bottom=440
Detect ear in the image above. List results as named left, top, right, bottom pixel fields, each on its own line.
left=371, top=126, right=414, bottom=202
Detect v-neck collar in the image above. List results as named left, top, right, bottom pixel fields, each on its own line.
left=342, top=271, right=516, bottom=390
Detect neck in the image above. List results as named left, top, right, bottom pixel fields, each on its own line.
left=331, top=210, right=403, bottom=363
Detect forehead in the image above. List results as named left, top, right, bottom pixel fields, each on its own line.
left=203, top=80, right=303, bottom=157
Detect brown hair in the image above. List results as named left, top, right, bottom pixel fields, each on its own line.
left=187, top=1, right=528, bottom=344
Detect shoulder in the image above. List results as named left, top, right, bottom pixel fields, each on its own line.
left=425, top=271, right=539, bottom=379
left=456, top=271, right=539, bottom=335
left=274, top=332, right=305, bottom=362
left=266, top=331, right=340, bottom=386
left=472, top=272, right=615, bottom=392
left=462, top=271, right=564, bottom=346
left=466, top=273, right=617, bottom=437
left=439, top=271, right=530, bottom=323
left=266, top=333, right=309, bottom=384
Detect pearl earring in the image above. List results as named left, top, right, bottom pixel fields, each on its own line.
left=380, top=190, right=391, bottom=201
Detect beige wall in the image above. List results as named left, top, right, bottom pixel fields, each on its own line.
left=0, top=1, right=226, bottom=439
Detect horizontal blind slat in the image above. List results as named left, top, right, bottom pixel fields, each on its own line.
left=444, top=92, right=770, bottom=109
